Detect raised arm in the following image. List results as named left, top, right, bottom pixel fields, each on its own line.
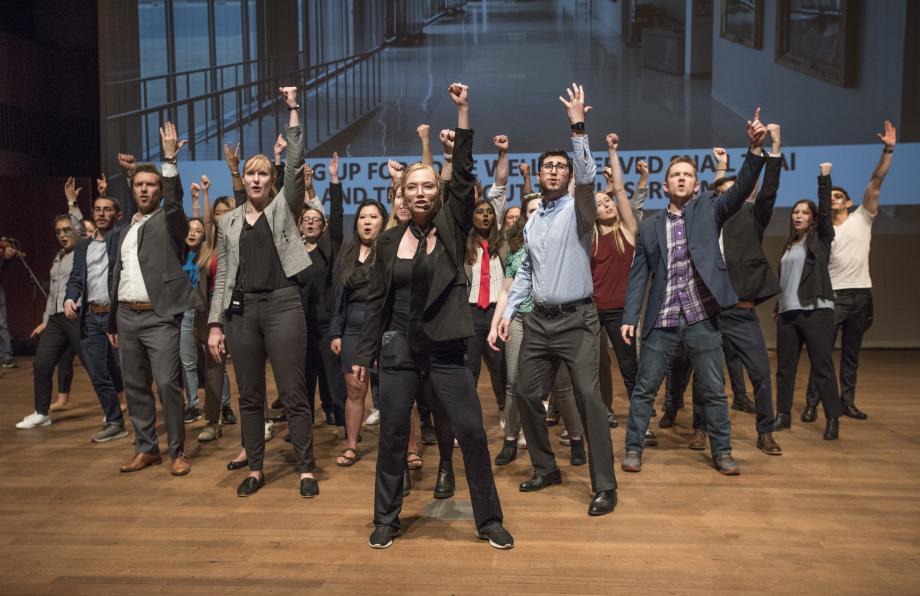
left=417, top=124, right=433, bottom=167
left=279, top=86, right=305, bottom=218
left=752, top=124, right=783, bottom=230
left=223, top=143, right=243, bottom=195
left=560, top=84, right=597, bottom=236
left=817, top=162, right=835, bottom=241
left=272, top=133, right=287, bottom=194
left=445, top=84, right=475, bottom=232
left=200, top=175, right=213, bottom=227
left=714, top=107, right=767, bottom=225
left=863, top=119, right=896, bottom=216
left=605, top=133, right=637, bottom=243
left=116, top=153, right=138, bottom=223
left=631, top=159, right=649, bottom=220
left=519, top=162, right=533, bottom=196
left=64, top=177, right=86, bottom=238
left=439, top=129, right=455, bottom=184
left=328, top=152, right=345, bottom=248
left=489, top=134, right=510, bottom=217
left=190, top=182, right=201, bottom=218
left=159, top=121, right=189, bottom=247
left=713, top=147, right=728, bottom=182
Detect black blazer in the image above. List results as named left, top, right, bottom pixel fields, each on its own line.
left=722, top=154, right=782, bottom=304
left=302, top=181, right=345, bottom=334
left=353, top=127, right=476, bottom=368
left=778, top=174, right=835, bottom=306
left=624, top=151, right=766, bottom=338
left=108, top=173, right=199, bottom=332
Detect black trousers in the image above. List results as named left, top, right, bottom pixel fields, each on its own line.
left=516, top=305, right=617, bottom=493
left=466, top=303, right=506, bottom=411
left=226, top=287, right=314, bottom=473
left=776, top=309, right=841, bottom=420
left=376, top=340, right=503, bottom=533
left=33, top=314, right=84, bottom=415
left=597, top=307, right=638, bottom=411
left=56, top=346, right=75, bottom=394
left=687, top=307, right=775, bottom=433
left=199, top=340, right=227, bottom=424
left=306, top=331, right=345, bottom=423
left=806, top=289, right=873, bottom=408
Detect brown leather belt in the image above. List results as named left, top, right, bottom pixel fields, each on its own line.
left=120, top=301, right=155, bottom=312
left=88, top=303, right=111, bottom=314
left=735, top=300, right=755, bottom=309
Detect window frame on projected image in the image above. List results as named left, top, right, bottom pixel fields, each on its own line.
left=721, top=0, right=764, bottom=50
left=775, top=0, right=858, bottom=87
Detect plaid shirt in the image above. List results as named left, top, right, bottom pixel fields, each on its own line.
left=655, top=208, right=719, bottom=328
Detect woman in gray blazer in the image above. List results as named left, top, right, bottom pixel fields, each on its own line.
left=207, top=86, right=317, bottom=498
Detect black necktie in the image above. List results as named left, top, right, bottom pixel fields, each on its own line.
left=408, top=222, right=432, bottom=352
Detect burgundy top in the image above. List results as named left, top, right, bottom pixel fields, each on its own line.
left=591, top=228, right=634, bottom=310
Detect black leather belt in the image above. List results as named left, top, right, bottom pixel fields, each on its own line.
left=533, top=297, right=592, bottom=319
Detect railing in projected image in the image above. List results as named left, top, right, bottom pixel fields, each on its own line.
left=105, top=48, right=383, bottom=163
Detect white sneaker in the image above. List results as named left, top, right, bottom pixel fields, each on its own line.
left=16, top=412, right=52, bottom=429
left=559, top=430, right=571, bottom=446
left=499, top=417, right=506, bottom=431
left=264, top=420, right=276, bottom=441
left=363, top=409, right=380, bottom=426
left=517, top=433, right=527, bottom=449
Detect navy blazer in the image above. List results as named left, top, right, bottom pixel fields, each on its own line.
left=65, top=220, right=126, bottom=335
left=624, top=151, right=766, bottom=338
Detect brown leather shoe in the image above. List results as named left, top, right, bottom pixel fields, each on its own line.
left=170, top=454, right=191, bottom=476
left=688, top=429, right=707, bottom=451
left=757, top=432, right=782, bottom=456
left=120, top=452, right=162, bottom=473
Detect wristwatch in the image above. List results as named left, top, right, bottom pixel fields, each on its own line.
left=570, top=122, right=585, bottom=134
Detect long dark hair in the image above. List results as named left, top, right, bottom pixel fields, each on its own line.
left=337, top=199, right=388, bottom=287
left=782, top=199, right=817, bottom=254
left=465, top=200, right=503, bottom=265
left=183, top=216, right=205, bottom=261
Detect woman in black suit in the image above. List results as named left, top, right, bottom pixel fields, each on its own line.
left=352, top=83, right=511, bottom=550
left=299, top=152, right=346, bottom=427
left=773, top=162, right=842, bottom=440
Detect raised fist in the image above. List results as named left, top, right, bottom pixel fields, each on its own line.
left=493, top=135, right=509, bottom=152
left=448, top=83, right=469, bottom=107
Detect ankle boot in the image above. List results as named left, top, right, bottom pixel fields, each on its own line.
left=433, top=460, right=455, bottom=499
left=800, top=405, right=817, bottom=423
left=823, top=418, right=839, bottom=440
left=773, top=413, right=792, bottom=431
left=494, top=438, right=517, bottom=466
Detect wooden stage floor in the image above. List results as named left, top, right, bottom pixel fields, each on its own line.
left=0, top=349, right=918, bottom=595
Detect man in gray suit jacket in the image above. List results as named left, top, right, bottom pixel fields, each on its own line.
left=620, top=109, right=767, bottom=476
left=108, top=121, right=198, bottom=476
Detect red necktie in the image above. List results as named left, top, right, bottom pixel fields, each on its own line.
left=478, top=240, right=491, bottom=309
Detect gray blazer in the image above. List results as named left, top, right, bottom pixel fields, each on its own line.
left=208, top=124, right=310, bottom=326
left=108, top=172, right=199, bottom=332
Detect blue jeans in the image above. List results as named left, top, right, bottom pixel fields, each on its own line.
left=81, top=311, right=124, bottom=425
left=0, top=285, right=12, bottom=359
left=626, top=315, right=732, bottom=459
left=180, top=309, right=199, bottom=409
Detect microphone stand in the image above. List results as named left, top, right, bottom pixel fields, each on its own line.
left=6, top=238, right=47, bottom=299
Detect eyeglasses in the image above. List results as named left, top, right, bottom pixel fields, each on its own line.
left=93, top=206, right=117, bottom=214
left=55, top=227, right=74, bottom=237
left=301, top=217, right=324, bottom=224
left=541, top=162, right=569, bottom=172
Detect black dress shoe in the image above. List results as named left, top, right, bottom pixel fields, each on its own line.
left=841, top=403, right=868, bottom=420
left=773, top=413, right=792, bottom=431
left=227, top=458, right=249, bottom=470
left=570, top=439, right=586, bottom=466
left=731, top=394, right=756, bottom=413
left=433, top=461, right=455, bottom=499
left=237, top=474, right=265, bottom=497
left=757, top=432, right=782, bottom=456
left=823, top=418, right=839, bottom=440
left=221, top=406, right=237, bottom=425
left=800, top=405, right=818, bottom=423
left=300, top=477, right=319, bottom=498
left=519, top=467, right=562, bottom=492
left=588, top=489, right=617, bottom=516
left=658, top=408, right=677, bottom=429
left=420, top=426, right=438, bottom=445
left=494, top=438, right=517, bottom=466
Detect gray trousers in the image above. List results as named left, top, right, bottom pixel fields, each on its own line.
left=117, top=308, right=185, bottom=458
left=503, top=314, right=584, bottom=439
left=516, top=303, right=617, bottom=492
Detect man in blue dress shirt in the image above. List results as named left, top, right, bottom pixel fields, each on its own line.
left=498, top=84, right=616, bottom=517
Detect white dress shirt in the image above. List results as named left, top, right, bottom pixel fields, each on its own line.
left=118, top=213, right=153, bottom=302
